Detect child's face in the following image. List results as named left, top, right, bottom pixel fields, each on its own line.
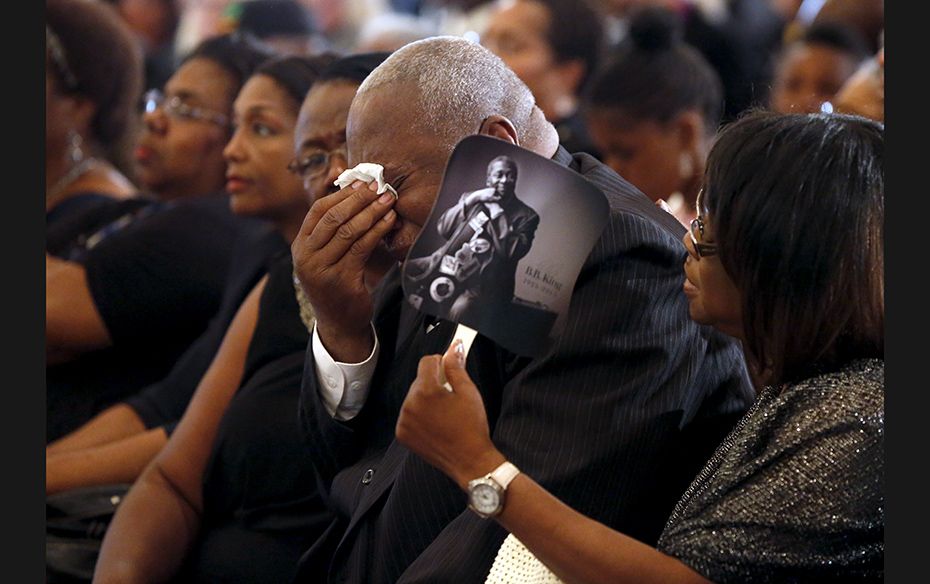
left=770, top=43, right=861, bottom=114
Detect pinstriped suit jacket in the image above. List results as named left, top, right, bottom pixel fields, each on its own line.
left=294, top=147, right=754, bottom=583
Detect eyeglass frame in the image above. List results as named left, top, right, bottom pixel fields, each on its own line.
left=143, top=89, right=231, bottom=129
left=287, top=144, right=349, bottom=182
left=688, top=188, right=718, bottom=259
left=689, top=216, right=719, bottom=259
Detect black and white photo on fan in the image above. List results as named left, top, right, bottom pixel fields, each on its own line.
left=403, top=135, right=608, bottom=356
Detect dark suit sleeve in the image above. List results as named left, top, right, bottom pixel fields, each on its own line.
left=503, top=208, right=538, bottom=261
left=296, top=271, right=405, bottom=490
left=83, top=198, right=239, bottom=347
left=297, top=343, right=368, bottom=488
left=436, top=193, right=471, bottom=240
left=400, top=210, right=751, bottom=582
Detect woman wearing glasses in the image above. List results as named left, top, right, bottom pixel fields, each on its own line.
left=91, top=54, right=402, bottom=584
left=133, top=34, right=266, bottom=203
left=46, top=33, right=279, bottom=444
left=47, top=46, right=337, bottom=490
left=396, top=111, right=884, bottom=583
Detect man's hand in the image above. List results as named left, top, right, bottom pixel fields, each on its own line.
left=464, top=187, right=502, bottom=208
left=396, top=340, right=506, bottom=489
left=292, top=180, right=397, bottom=362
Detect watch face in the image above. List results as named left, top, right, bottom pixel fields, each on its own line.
left=470, top=482, right=502, bottom=515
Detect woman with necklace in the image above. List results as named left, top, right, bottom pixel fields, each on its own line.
left=92, top=53, right=393, bottom=584
left=46, top=0, right=149, bottom=256
left=45, top=31, right=279, bottom=443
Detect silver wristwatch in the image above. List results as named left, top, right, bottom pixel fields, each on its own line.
left=467, top=461, right=520, bottom=518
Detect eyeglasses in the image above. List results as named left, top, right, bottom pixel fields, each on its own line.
left=287, top=144, right=348, bottom=181
left=143, top=89, right=230, bottom=129
left=689, top=216, right=718, bottom=259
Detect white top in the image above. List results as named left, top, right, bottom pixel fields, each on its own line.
left=312, top=322, right=380, bottom=421
left=333, top=163, right=397, bottom=198
left=485, top=534, right=564, bottom=584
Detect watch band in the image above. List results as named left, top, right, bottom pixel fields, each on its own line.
left=488, top=461, right=520, bottom=489
left=467, top=461, right=522, bottom=519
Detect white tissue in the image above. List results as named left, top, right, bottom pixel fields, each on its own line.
left=334, top=163, right=398, bottom=199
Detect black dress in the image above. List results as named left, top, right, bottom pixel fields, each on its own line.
left=46, top=192, right=156, bottom=258
left=123, top=225, right=288, bottom=436
left=47, top=193, right=262, bottom=442
left=178, top=254, right=333, bottom=583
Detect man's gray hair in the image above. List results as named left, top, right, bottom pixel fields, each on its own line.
left=357, top=36, right=542, bottom=153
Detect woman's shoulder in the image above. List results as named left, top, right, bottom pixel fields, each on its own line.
left=778, top=358, right=884, bottom=423
left=743, top=358, right=885, bottom=456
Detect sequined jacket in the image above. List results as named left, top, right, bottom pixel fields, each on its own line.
left=658, top=358, right=884, bottom=583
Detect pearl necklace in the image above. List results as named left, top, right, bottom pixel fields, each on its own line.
left=47, top=157, right=99, bottom=203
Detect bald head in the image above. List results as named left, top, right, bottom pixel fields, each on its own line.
left=355, top=36, right=557, bottom=157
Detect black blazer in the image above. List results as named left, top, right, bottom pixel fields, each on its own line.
left=435, top=189, right=540, bottom=304
left=294, top=147, right=755, bottom=583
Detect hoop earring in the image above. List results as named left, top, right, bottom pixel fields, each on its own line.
left=68, top=130, right=85, bottom=165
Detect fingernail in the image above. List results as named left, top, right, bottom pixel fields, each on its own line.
left=383, top=209, right=396, bottom=222
left=352, top=180, right=364, bottom=189
left=368, top=182, right=379, bottom=191
left=378, top=192, right=394, bottom=204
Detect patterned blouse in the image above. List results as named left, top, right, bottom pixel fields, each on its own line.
left=658, top=359, right=884, bottom=583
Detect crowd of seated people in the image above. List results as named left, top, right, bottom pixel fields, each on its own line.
left=583, top=6, right=723, bottom=227
left=45, top=1, right=884, bottom=582
left=46, top=10, right=279, bottom=443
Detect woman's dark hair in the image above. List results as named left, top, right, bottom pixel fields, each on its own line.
left=703, top=110, right=883, bottom=384
left=799, top=21, right=872, bottom=61
left=586, top=6, right=723, bottom=134
left=532, top=0, right=605, bottom=94
left=180, top=32, right=278, bottom=107
left=237, top=0, right=317, bottom=39
left=253, top=53, right=339, bottom=106
left=46, top=0, right=144, bottom=177
left=317, top=52, right=391, bottom=85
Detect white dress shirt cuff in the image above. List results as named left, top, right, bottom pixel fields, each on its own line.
left=312, top=321, right=379, bottom=421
